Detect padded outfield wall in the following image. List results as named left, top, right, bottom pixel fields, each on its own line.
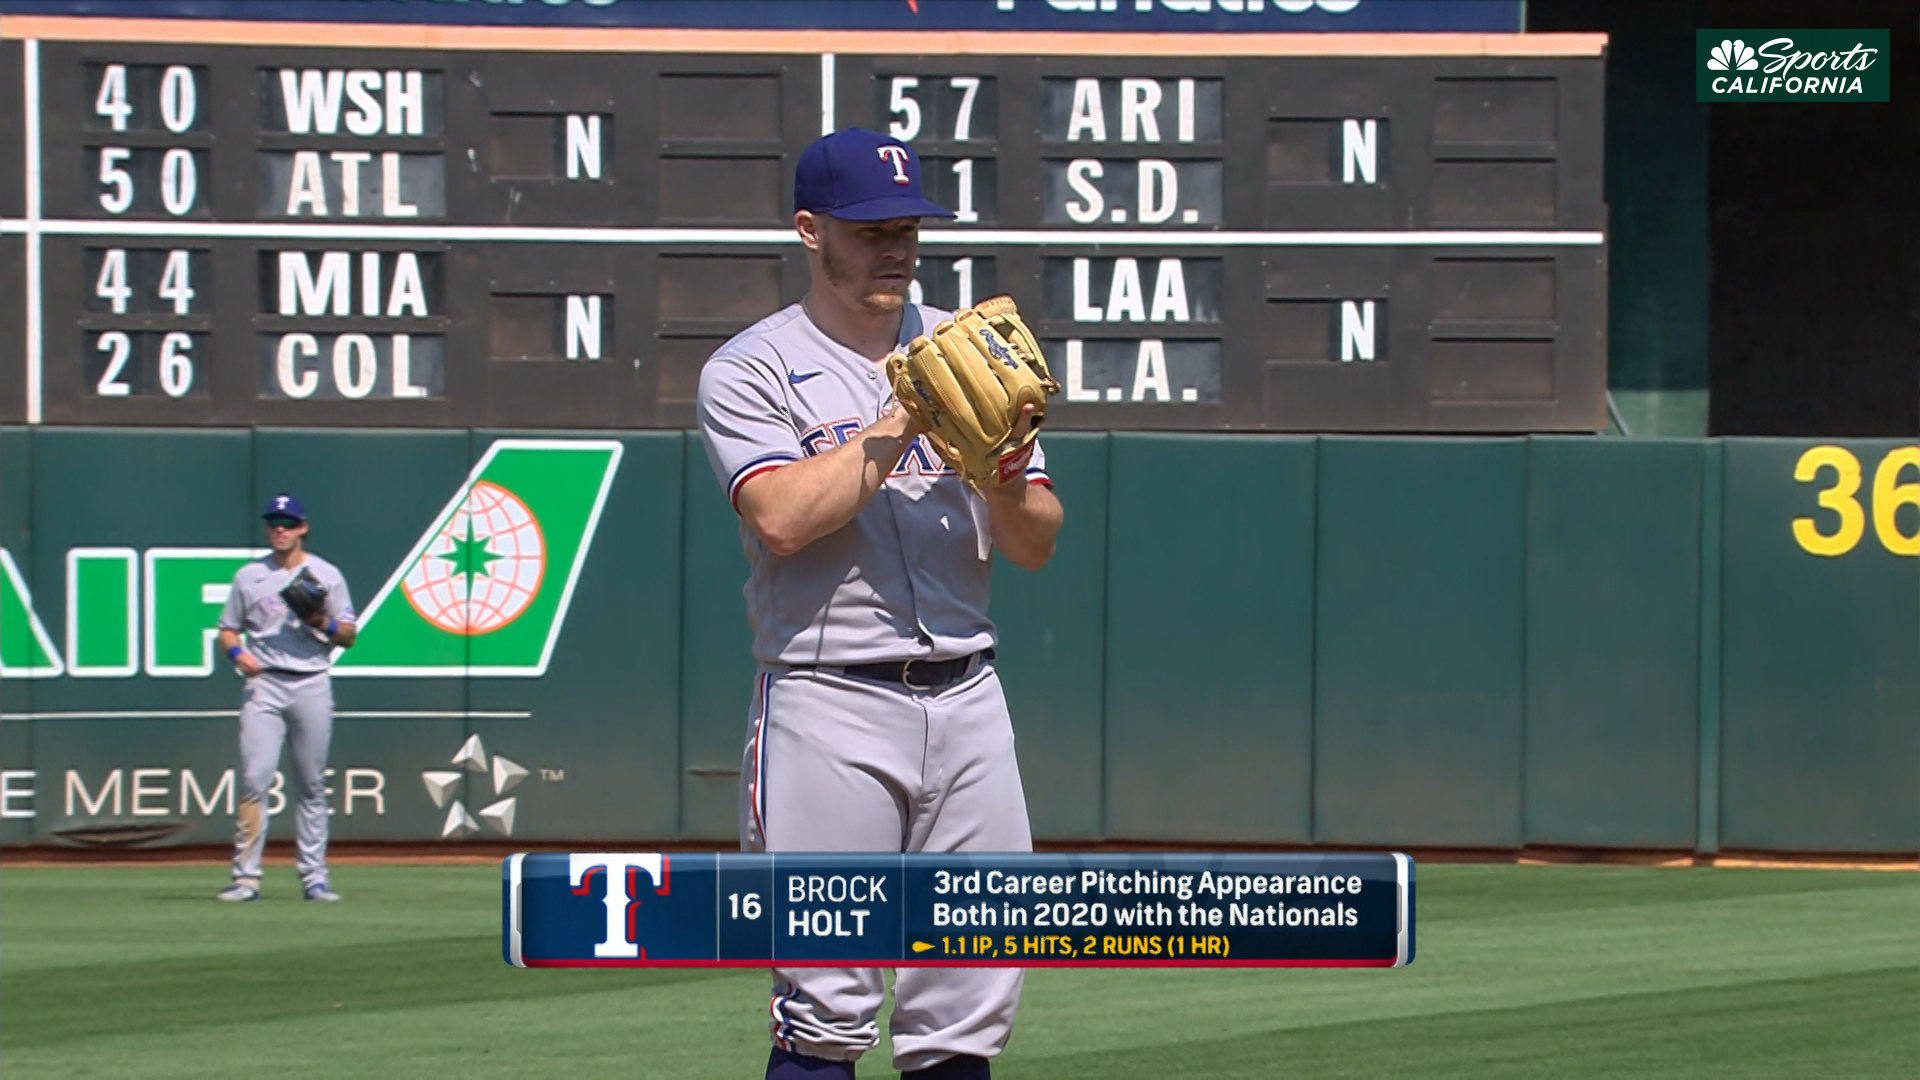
left=0, top=429, right=1912, bottom=855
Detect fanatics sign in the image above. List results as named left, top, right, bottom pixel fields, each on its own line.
left=1696, top=30, right=1890, bottom=102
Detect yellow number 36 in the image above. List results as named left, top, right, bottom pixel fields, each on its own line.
left=1794, top=445, right=1920, bottom=557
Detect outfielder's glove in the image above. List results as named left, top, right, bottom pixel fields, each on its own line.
left=280, top=569, right=329, bottom=626
left=887, top=296, right=1061, bottom=490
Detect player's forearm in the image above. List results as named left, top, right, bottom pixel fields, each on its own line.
left=328, top=621, right=357, bottom=649
left=738, top=417, right=916, bottom=556
left=985, top=481, right=1063, bottom=571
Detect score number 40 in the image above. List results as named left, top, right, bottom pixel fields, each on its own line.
left=93, top=63, right=203, bottom=216
left=1794, top=445, right=1919, bottom=557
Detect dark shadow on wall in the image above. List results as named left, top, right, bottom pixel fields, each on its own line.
left=1532, top=0, right=1918, bottom=438
left=1704, top=0, right=1920, bottom=436
left=1531, top=0, right=1713, bottom=437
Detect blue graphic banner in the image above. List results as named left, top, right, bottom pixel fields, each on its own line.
left=0, top=0, right=1522, bottom=33
left=505, top=852, right=1415, bottom=967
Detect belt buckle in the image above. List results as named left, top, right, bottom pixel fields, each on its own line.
left=901, top=658, right=936, bottom=692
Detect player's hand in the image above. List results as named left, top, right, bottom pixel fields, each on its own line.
left=234, top=651, right=263, bottom=677
left=304, top=609, right=331, bottom=631
left=876, top=400, right=922, bottom=442
left=1007, top=402, right=1037, bottom=446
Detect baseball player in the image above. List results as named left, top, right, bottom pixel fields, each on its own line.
left=213, top=494, right=357, bottom=903
left=697, top=128, right=1064, bottom=1080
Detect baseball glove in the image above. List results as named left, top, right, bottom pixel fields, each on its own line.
left=888, top=296, right=1061, bottom=489
left=280, top=569, right=329, bottom=625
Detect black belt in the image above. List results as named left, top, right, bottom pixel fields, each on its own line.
left=826, top=648, right=995, bottom=691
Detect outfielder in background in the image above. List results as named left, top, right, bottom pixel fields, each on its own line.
left=697, top=127, right=1065, bottom=1079
left=214, top=495, right=357, bottom=903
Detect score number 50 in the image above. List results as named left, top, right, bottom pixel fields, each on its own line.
left=1794, top=445, right=1919, bottom=557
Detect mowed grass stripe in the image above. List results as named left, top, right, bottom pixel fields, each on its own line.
left=1405, top=862, right=1912, bottom=921
left=0, top=865, right=507, bottom=972
left=1001, top=966, right=1920, bottom=1080
left=2, top=934, right=733, bottom=1047
left=0, top=971, right=779, bottom=1079
left=1006, top=878, right=1919, bottom=1055
left=2, top=864, right=1914, bottom=1080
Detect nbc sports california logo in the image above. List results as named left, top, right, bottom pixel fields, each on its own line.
left=1705, top=39, right=1759, bottom=72
left=1696, top=30, right=1889, bottom=102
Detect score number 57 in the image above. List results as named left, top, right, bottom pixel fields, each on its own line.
left=1794, top=445, right=1919, bottom=557
left=887, top=77, right=987, bottom=224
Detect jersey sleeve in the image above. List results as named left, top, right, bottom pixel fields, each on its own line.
left=323, top=565, right=357, bottom=623
left=217, top=570, right=247, bottom=633
left=1024, top=437, right=1052, bottom=488
left=697, top=350, right=804, bottom=510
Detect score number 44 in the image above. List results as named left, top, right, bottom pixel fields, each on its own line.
left=1794, top=446, right=1919, bottom=557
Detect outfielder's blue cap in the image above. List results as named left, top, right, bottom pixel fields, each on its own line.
left=793, top=127, right=955, bottom=222
left=263, top=494, right=306, bottom=521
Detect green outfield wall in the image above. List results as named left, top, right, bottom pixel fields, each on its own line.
left=0, top=430, right=1914, bottom=855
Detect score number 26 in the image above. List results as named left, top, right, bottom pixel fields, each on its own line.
left=1794, top=445, right=1919, bottom=557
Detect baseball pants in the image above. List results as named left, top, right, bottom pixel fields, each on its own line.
left=232, top=670, right=334, bottom=891
left=741, top=662, right=1033, bottom=1072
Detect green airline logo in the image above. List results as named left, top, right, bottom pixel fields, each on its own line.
left=338, top=440, right=620, bottom=676
left=0, top=439, right=622, bottom=680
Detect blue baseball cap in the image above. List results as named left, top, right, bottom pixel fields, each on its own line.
left=793, top=127, right=955, bottom=222
left=263, top=494, right=306, bottom=521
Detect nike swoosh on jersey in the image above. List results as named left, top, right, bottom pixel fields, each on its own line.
left=788, top=371, right=824, bottom=385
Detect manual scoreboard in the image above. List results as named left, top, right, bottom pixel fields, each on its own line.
left=1, top=22, right=1605, bottom=431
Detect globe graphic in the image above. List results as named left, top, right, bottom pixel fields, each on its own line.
left=400, top=481, right=545, bottom=635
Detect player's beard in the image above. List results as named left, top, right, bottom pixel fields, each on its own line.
left=820, top=231, right=908, bottom=316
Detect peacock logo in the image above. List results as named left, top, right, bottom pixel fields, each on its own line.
left=1706, top=39, right=1758, bottom=71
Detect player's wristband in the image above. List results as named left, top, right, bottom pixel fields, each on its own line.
left=226, top=644, right=243, bottom=661
left=325, top=618, right=338, bottom=637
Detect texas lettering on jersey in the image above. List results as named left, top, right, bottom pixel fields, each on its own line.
left=798, top=418, right=958, bottom=479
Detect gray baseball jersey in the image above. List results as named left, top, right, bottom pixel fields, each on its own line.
left=697, top=301, right=1049, bottom=666
left=218, top=554, right=354, bottom=894
left=218, top=554, right=355, bottom=672
left=697, top=301, right=1046, bottom=1071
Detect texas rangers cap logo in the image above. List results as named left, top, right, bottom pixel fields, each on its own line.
left=876, top=145, right=912, bottom=184
left=792, top=127, right=954, bottom=220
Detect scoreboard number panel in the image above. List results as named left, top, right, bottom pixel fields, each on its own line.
left=5, top=23, right=1604, bottom=431
left=2, top=41, right=23, bottom=424
left=840, top=50, right=1604, bottom=432
left=0, top=233, right=22, bottom=423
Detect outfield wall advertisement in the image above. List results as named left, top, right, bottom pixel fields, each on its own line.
left=0, top=430, right=1915, bottom=855
left=1, top=430, right=691, bottom=849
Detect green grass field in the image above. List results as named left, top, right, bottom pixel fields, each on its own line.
left=2, top=862, right=1915, bottom=1078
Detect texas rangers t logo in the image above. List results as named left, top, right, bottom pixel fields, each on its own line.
left=876, top=145, right=912, bottom=184
left=569, top=853, right=671, bottom=958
